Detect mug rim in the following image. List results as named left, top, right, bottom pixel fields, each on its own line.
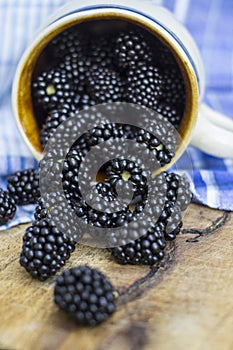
left=12, top=6, right=199, bottom=165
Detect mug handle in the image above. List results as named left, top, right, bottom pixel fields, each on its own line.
left=190, top=103, right=233, bottom=158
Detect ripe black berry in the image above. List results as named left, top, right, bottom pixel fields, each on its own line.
left=7, top=168, right=40, bottom=205
left=20, top=219, right=76, bottom=280
left=126, top=63, right=164, bottom=109
left=48, top=27, right=87, bottom=61
left=110, top=223, right=166, bottom=265
left=114, top=29, right=152, bottom=69
left=87, top=67, right=125, bottom=103
left=32, top=68, right=79, bottom=112
left=59, top=52, right=91, bottom=94
left=0, top=189, right=16, bottom=225
left=54, top=265, right=116, bottom=326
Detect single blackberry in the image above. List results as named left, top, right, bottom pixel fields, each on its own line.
left=114, top=29, right=152, bottom=69
left=110, top=222, right=166, bottom=265
left=32, top=69, right=79, bottom=112
left=48, top=27, right=87, bottom=61
left=126, top=63, right=164, bottom=109
left=54, top=265, right=116, bottom=326
left=87, top=67, right=125, bottom=103
left=59, top=53, right=92, bottom=94
left=20, top=219, right=76, bottom=280
left=7, top=168, right=40, bottom=205
left=40, top=104, right=78, bottom=148
left=0, top=189, right=16, bottom=225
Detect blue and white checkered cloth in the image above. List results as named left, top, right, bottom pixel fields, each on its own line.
left=0, top=0, right=233, bottom=230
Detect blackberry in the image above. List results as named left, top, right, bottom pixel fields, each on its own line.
left=40, top=104, right=78, bottom=148
left=32, top=69, right=78, bottom=112
left=54, top=265, right=116, bottom=326
left=87, top=67, right=125, bottom=103
left=126, top=63, right=164, bottom=109
left=59, top=52, right=92, bottom=94
left=110, top=222, right=166, bottom=265
left=0, top=189, right=16, bottom=225
left=114, top=30, right=152, bottom=69
left=20, top=219, right=76, bottom=280
left=7, top=168, right=40, bottom=205
left=48, top=27, right=86, bottom=61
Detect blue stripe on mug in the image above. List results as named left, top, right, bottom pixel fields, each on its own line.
left=50, top=4, right=200, bottom=92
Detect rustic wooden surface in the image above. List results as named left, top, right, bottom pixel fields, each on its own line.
left=0, top=203, right=232, bottom=350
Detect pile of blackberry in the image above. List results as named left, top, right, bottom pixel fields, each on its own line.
left=31, top=24, right=185, bottom=143
left=1, top=23, right=192, bottom=328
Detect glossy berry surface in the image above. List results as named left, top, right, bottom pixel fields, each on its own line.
left=54, top=265, right=116, bottom=326
left=7, top=168, right=40, bottom=205
left=20, top=219, right=76, bottom=280
left=0, top=189, right=16, bottom=226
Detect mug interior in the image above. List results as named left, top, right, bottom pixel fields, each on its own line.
left=13, top=10, right=199, bottom=165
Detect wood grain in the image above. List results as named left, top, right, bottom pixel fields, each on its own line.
left=0, top=204, right=232, bottom=350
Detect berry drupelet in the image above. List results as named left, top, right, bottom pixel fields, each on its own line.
left=0, top=189, right=16, bottom=226
left=54, top=265, right=116, bottom=326
left=114, top=29, right=152, bottom=69
left=20, top=218, right=76, bottom=280
left=7, top=168, right=40, bottom=205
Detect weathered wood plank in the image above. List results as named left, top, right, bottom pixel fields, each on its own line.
left=0, top=204, right=232, bottom=350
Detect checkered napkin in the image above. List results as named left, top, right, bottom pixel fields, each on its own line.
left=0, top=0, right=232, bottom=231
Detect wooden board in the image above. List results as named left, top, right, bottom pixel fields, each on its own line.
left=0, top=204, right=232, bottom=350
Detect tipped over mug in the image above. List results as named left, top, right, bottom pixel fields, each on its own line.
left=12, top=0, right=233, bottom=161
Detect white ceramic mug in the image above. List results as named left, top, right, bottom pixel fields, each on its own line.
left=12, top=0, right=233, bottom=160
